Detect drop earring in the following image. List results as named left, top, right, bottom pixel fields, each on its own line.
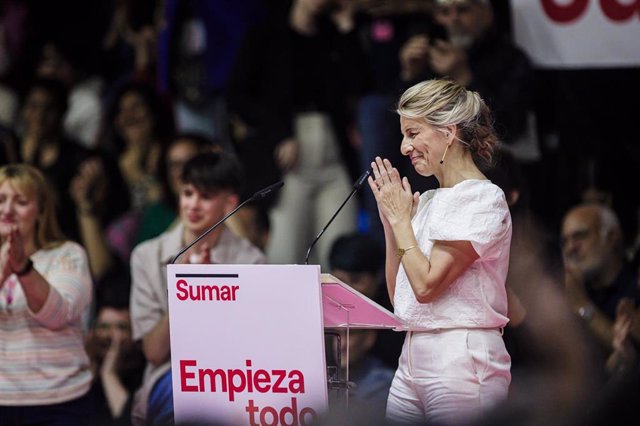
left=439, top=144, right=449, bottom=164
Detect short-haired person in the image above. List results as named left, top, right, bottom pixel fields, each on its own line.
left=130, top=152, right=266, bottom=424
left=0, top=164, right=94, bottom=424
left=129, top=151, right=266, bottom=423
left=368, top=79, right=511, bottom=424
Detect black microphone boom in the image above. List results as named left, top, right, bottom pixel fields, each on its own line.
left=170, top=181, right=284, bottom=264
left=252, top=181, right=284, bottom=201
left=304, top=170, right=371, bottom=265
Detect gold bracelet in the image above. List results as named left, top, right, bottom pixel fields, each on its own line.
left=396, top=245, right=417, bottom=259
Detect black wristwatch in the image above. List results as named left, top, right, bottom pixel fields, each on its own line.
left=15, top=258, right=34, bottom=276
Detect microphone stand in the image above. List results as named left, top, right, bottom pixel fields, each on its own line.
left=304, top=170, right=370, bottom=265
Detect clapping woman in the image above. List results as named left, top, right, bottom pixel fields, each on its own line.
left=0, top=164, right=93, bottom=425
left=370, top=79, right=512, bottom=424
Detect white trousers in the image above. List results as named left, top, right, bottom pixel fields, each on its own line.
left=386, top=329, right=511, bottom=425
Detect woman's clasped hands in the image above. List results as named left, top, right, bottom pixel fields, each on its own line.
left=367, top=157, right=420, bottom=227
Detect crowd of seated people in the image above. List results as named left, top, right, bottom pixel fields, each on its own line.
left=0, top=0, right=638, bottom=424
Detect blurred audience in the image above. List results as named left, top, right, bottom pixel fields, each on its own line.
left=0, top=1, right=24, bottom=127
left=35, top=40, right=104, bottom=148
left=0, top=164, right=94, bottom=424
left=69, top=155, right=130, bottom=284
left=352, top=0, right=437, bottom=242
left=100, top=81, right=174, bottom=213
left=228, top=0, right=371, bottom=269
left=578, top=158, right=638, bottom=252
left=14, top=77, right=89, bottom=241
left=561, top=204, right=640, bottom=376
left=70, top=131, right=215, bottom=287
left=87, top=81, right=175, bottom=271
left=0, top=123, right=17, bottom=163
left=87, top=284, right=145, bottom=426
left=399, top=0, right=537, bottom=161
left=158, top=0, right=265, bottom=147
left=0, top=1, right=637, bottom=424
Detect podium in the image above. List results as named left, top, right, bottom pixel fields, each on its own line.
left=167, top=264, right=328, bottom=425
left=320, top=273, right=405, bottom=412
left=321, top=273, right=403, bottom=330
left=166, top=265, right=403, bottom=425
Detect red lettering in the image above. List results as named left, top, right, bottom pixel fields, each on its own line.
left=198, top=368, right=227, bottom=394
left=246, top=360, right=253, bottom=392
left=254, top=369, right=271, bottom=392
left=272, top=370, right=287, bottom=393
left=280, top=397, right=298, bottom=426
left=245, top=399, right=260, bottom=426
left=197, top=285, right=211, bottom=300
left=180, top=359, right=307, bottom=402
left=190, top=284, right=199, bottom=300
left=299, top=407, right=318, bottom=426
left=175, top=281, right=239, bottom=301
left=245, top=398, right=317, bottom=425
left=288, top=370, right=305, bottom=394
left=260, top=406, right=279, bottom=426
left=176, top=279, right=188, bottom=301
left=542, top=0, right=640, bottom=23
left=244, top=399, right=260, bottom=426
left=600, top=0, right=640, bottom=21
left=542, top=0, right=589, bottom=23
left=220, top=285, right=236, bottom=300
left=180, top=359, right=198, bottom=392
left=229, top=368, right=247, bottom=402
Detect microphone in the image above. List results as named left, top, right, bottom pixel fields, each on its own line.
left=170, top=181, right=284, bottom=264
left=251, top=181, right=284, bottom=201
left=304, top=170, right=371, bottom=265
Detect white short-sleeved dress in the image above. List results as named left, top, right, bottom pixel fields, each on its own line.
left=386, top=180, right=513, bottom=425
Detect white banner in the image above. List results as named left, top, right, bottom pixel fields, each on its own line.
left=167, top=264, right=327, bottom=425
left=511, top=0, right=640, bottom=68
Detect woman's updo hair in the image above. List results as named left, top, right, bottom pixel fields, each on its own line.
left=397, top=79, right=499, bottom=165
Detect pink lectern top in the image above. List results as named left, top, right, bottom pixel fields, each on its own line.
left=321, top=273, right=405, bottom=330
